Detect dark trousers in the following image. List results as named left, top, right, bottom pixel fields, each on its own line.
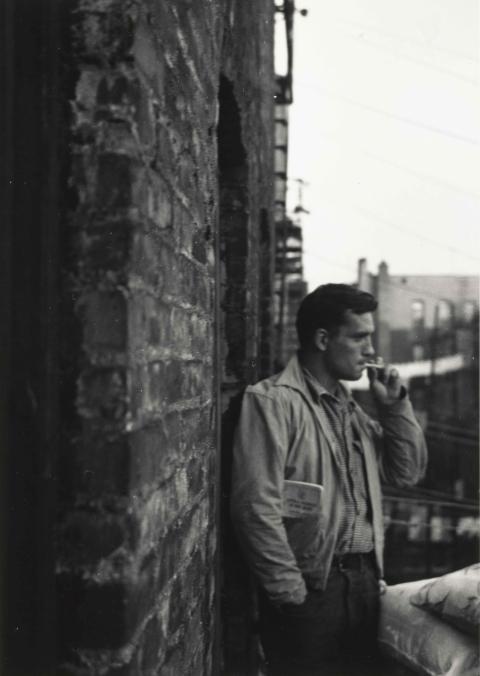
left=258, top=553, right=381, bottom=676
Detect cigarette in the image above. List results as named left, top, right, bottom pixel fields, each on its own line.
left=364, top=359, right=385, bottom=369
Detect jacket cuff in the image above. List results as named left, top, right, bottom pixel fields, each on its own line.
left=269, top=581, right=307, bottom=606
left=377, top=387, right=411, bottom=414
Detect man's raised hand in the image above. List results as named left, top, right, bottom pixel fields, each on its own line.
left=368, top=366, right=402, bottom=405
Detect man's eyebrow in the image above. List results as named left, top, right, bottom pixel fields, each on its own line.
left=352, top=330, right=373, bottom=337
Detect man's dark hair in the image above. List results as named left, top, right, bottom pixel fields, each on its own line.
left=296, top=283, right=377, bottom=349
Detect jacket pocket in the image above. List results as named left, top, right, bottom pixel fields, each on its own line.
left=283, top=513, right=324, bottom=565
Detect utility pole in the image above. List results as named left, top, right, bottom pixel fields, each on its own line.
left=292, top=178, right=310, bottom=220
left=276, top=218, right=289, bottom=365
left=429, top=304, right=439, bottom=419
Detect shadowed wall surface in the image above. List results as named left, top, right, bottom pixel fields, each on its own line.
left=1, top=1, right=275, bottom=673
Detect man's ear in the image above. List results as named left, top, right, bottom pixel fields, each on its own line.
left=313, top=328, right=329, bottom=352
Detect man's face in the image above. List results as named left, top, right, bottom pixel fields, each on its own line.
left=324, top=310, right=375, bottom=381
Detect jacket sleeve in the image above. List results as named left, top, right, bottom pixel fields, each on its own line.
left=230, top=390, right=307, bottom=605
left=375, top=393, right=428, bottom=487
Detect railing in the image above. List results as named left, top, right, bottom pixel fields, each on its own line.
left=382, top=488, right=479, bottom=584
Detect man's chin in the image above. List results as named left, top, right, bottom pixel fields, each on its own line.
left=342, top=370, right=363, bottom=381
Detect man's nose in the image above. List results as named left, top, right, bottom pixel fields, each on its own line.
left=363, top=337, right=374, bottom=356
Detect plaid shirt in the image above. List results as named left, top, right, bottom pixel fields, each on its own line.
left=303, top=368, right=374, bottom=554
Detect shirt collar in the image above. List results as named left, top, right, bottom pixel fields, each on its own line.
left=302, top=366, right=357, bottom=412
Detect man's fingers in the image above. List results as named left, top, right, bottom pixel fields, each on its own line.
left=387, top=368, right=401, bottom=395
left=387, top=368, right=399, bottom=384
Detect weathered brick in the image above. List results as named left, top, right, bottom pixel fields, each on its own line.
left=96, top=120, right=140, bottom=157
left=57, top=510, right=139, bottom=570
left=82, top=290, right=127, bottom=350
left=72, top=6, right=136, bottom=64
left=136, top=472, right=190, bottom=548
left=61, top=430, right=128, bottom=501
left=131, top=9, right=166, bottom=97
left=182, top=408, right=213, bottom=448
left=148, top=503, right=209, bottom=600
left=127, top=551, right=158, bottom=633
left=104, top=664, right=132, bottom=676
left=57, top=575, right=128, bottom=649
left=141, top=360, right=209, bottom=410
left=57, top=0, right=275, bottom=672
left=169, top=306, right=193, bottom=352
left=63, top=413, right=193, bottom=503
left=175, top=202, right=195, bottom=253
left=142, top=171, right=173, bottom=230
left=192, top=227, right=207, bottom=264
left=96, top=72, right=140, bottom=108
left=168, top=548, right=204, bottom=635
left=186, top=454, right=208, bottom=498
left=130, top=230, right=166, bottom=290
left=134, top=83, right=156, bottom=147
left=139, top=614, right=167, bottom=675
left=82, top=219, right=133, bottom=267
left=128, top=414, right=183, bottom=490
left=77, top=367, right=127, bottom=421
left=95, top=153, right=136, bottom=210
left=190, top=314, right=212, bottom=358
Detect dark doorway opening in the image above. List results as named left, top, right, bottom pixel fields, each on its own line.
left=217, top=75, right=259, bottom=675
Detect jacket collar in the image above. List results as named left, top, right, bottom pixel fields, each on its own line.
left=275, top=354, right=357, bottom=411
left=274, top=354, right=345, bottom=469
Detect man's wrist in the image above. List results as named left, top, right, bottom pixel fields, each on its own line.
left=375, top=385, right=407, bottom=407
left=274, top=587, right=307, bottom=607
left=281, top=596, right=306, bottom=608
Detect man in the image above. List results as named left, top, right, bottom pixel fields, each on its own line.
left=230, top=284, right=427, bottom=676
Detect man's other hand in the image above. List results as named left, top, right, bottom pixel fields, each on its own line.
left=368, top=366, right=402, bottom=405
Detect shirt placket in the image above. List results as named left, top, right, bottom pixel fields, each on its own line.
left=339, top=405, right=360, bottom=550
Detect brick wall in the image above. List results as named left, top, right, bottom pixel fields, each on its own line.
left=55, top=1, right=274, bottom=674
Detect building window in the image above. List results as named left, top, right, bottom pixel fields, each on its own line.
left=411, top=300, right=425, bottom=327
left=437, top=300, right=452, bottom=328
left=412, top=344, right=425, bottom=361
left=462, top=301, right=476, bottom=323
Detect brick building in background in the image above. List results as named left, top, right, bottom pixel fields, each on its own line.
left=1, top=1, right=290, bottom=674
left=355, top=260, right=479, bottom=582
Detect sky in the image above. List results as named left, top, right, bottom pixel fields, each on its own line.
left=277, top=0, right=480, bottom=290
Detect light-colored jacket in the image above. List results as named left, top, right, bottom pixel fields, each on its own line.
left=230, top=355, right=428, bottom=605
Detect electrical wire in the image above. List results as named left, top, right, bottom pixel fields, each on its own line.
left=320, top=17, right=478, bottom=86
left=426, top=429, right=479, bottom=449
left=347, top=36, right=476, bottom=87
left=323, top=13, right=478, bottom=66
left=299, top=128, right=480, bottom=202
left=302, top=189, right=480, bottom=263
left=385, top=518, right=472, bottom=533
left=428, top=419, right=478, bottom=435
left=295, top=80, right=480, bottom=147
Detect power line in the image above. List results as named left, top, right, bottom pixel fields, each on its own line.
left=429, top=428, right=479, bottom=440
left=386, top=518, right=470, bottom=532
left=331, top=22, right=478, bottom=86
left=326, top=13, right=479, bottom=66
left=428, top=422, right=478, bottom=437
left=426, top=429, right=479, bottom=449
left=383, top=486, right=478, bottom=509
left=295, top=80, right=480, bottom=147
left=307, top=128, right=480, bottom=201
left=352, top=148, right=480, bottom=203
left=309, top=190, right=480, bottom=263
